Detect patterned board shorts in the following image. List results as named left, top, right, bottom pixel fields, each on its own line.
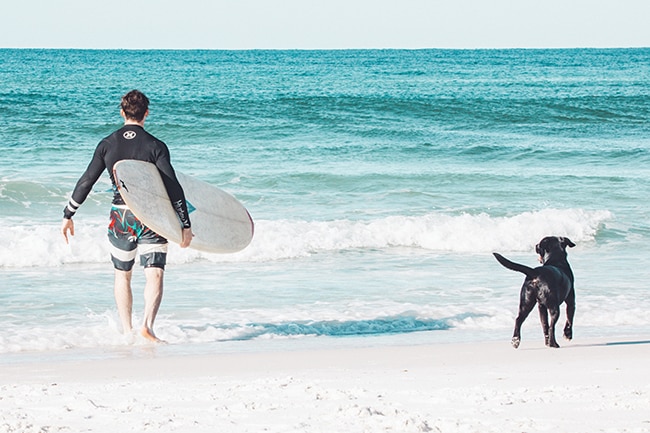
left=108, top=206, right=168, bottom=271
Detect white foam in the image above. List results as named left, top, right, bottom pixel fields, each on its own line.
left=0, top=208, right=611, bottom=267
left=1, top=294, right=649, bottom=355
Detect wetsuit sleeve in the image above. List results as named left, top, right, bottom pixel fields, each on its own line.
left=63, top=143, right=106, bottom=219
left=154, top=146, right=192, bottom=229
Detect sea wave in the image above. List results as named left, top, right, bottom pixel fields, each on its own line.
left=0, top=208, right=611, bottom=268
left=1, top=295, right=649, bottom=355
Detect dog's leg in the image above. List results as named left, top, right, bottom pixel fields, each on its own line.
left=512, top=297, right=535, bottom=349
left=564, top=289, right=575, bottom=341
left=537, top=304, right=551, bottom=346
left=547, top=305, right=561, bottom=348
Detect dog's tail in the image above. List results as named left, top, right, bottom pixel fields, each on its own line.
left=493, top=253, right=537, bottom=278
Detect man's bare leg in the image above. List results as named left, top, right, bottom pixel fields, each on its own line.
left=142, top=266, right=165, bottom=343
left=114, top=269, right=133, bottom=334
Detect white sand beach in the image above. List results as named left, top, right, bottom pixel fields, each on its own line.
left=1, top=337, right=649, bottom=433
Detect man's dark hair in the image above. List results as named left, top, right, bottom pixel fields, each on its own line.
left=121, top=90, right=150, bottom=121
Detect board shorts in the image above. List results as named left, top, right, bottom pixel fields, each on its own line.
left=108, top=206, right=168, bottom=271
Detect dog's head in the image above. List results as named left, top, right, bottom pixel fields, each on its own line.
left=536, top=236, right=575, bottom=264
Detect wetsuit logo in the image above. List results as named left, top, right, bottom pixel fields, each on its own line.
left=123, top=131, right=137, bottom=140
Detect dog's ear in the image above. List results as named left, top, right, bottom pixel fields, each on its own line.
left=561, top=237, right=576, bottom=249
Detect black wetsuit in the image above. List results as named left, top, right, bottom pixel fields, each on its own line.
left=63, top=124, right=191, bottom=229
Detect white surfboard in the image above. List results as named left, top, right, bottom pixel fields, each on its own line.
left=113, top=160, right=254, bottom=253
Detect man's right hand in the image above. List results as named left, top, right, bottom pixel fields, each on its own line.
left=180, top=227, right=194, bottom=248
left=61, top=218, right=75, bottom=244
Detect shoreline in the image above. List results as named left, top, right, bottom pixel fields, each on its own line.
left=2, top=337, right=649, bottom=432
left=5, top=335, right=650, bottom=382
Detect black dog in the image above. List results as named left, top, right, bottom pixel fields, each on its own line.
left=493, top=236, right=576, bottom=349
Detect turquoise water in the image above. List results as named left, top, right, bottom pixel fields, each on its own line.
left=1, top=49, right=650, bottom=358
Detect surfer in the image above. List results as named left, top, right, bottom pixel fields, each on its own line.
left=61, top=90, right=193, bottom=343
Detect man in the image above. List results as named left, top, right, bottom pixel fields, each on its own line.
left=61, top=90, right=193, bottom=343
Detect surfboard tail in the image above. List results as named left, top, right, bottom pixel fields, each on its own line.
left=493, top=253, right=536, bottom=278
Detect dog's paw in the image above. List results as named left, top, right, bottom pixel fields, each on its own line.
left=511, top=337, right=521, bottom=349
left=564, top=323, right=573, bottom=341
left=544, top=335, right=561, bottom=348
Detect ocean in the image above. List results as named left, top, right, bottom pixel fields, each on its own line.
left=1, top=48, right=649, bottom=361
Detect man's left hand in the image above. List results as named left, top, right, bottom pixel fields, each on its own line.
left=180, top=228, right=194, bottom=248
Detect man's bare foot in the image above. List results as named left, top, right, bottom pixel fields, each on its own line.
left=141, top=327, right=166, bottom=344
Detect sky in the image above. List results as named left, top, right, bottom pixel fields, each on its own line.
left=1, top=0, right=649, bottom=50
